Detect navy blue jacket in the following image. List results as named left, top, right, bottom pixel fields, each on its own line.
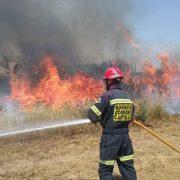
left=88, top=85, right=134, bottom=130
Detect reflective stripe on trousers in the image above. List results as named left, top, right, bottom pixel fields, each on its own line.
left=100, top=154, right=134, bottom=165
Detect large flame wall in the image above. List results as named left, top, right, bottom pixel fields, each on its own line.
left=9, top=57, right=103, bottom=109
left=7, top=53, right=180, bottom=111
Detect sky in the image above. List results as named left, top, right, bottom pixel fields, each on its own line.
left=133, top=0, right=180, bottom=48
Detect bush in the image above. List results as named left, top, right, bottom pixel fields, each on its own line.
left=134, top=99, right=148, bottom=122
left=134, top=98, right=170, bottom=123
left=149, top=100, right=170, bottom=121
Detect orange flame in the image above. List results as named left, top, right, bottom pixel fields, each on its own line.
left=9, top=57, right=103, bottom=109
left=7, top=53, right=180, bottom=110
left=141, top=53, right=180, bottom=96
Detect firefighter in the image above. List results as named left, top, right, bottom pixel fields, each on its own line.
left=88, top=67, right=137, bottom=180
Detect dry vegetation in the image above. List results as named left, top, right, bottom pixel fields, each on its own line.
left=0, top=98, right=173, bottom=131
left=0, top=116, right=180, bottom=180
left=0, top=102, right=90, bottom=131
left=0, top=99, right=179, bottom=179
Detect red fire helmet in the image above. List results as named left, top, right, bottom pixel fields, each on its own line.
left=103, top=66, right=124, bottom=80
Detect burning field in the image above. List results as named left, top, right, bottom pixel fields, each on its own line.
left=0, top=52, right=179, bottom=180
left=8, top=53, right=180, bottom=110
left=0, top=0, right=180, bottom=179
left=0, top=0, right=179, bottom=125
left=9, top=56, right=103, bottom=109
left=0, top=51, right=179, bottom=132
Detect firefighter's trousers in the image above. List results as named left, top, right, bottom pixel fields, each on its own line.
left=99, top=128, right=137, bottom=180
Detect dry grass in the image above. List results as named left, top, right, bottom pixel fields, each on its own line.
left=134, top=98, right=172, bottom=123
left=0, top=117, right=179, bottom=180
left=0, top=98, right=171, bottom=132
left=0, top=102, right=91, bottom=131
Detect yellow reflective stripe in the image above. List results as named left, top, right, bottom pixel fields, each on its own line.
left=100, top=160, right=115, bottom=166
left=110, top=99, right=133, bottom=105
left=91, top=105, right=102, bottom=116
left=119, top=154, right=133, bottom=162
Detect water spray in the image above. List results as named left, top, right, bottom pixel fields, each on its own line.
left=0, top=119, right=90, bottom=138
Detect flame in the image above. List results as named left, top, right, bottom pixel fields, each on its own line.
left=9, top=57, right=103, bottom=109
left=6, top=53, right=180, bottom=111
left=141, top=53, right=180, bottom=96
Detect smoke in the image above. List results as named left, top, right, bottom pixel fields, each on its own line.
left=0, top=0, right=135, bottom=65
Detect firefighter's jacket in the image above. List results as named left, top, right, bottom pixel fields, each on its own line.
left=88, top=85, right=134, bottom=131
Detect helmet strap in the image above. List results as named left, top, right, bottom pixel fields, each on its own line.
left=106, top=78, right=121, bottom=90
left=105, top=80, right=109, bottom=91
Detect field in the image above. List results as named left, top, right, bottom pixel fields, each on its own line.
left=0, top=117, right=180, bottom=180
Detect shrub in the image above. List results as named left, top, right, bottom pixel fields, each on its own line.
left=149, top=100, right=170, bottom=121
left=134, top=97, right=170, bottom=123
left=134, top=99, right=148, bottom=122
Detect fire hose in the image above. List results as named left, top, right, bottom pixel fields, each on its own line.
left=133, top=120, right=180, bottom=153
